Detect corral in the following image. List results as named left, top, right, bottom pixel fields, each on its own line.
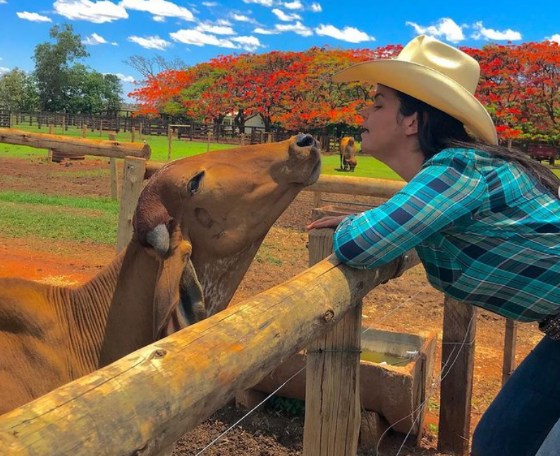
left=0, top=132, right=544, bottom=455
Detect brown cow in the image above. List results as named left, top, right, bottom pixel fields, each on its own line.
left=0, top=133, right=321, bottom=415
left=340, top=136, right=357, bottom=172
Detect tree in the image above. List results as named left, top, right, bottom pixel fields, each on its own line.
left=128, top=42, right=558, bottom=142
left=0, top=69, right=39, bottom=112
left=65, top=65, right=122, bottom=114
left=33, top=24, right=89, bottom=112
left=33, top=23, right=122, bottom=114
left=468, top=41, right=560, bottom=144
left=124, top=55, right=187, bottom=80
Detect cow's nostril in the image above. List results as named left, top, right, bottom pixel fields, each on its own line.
left=296, top=133, right=314, bottom=147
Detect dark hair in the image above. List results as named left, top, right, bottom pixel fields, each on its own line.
left=395, top=90, right=560, bottom=197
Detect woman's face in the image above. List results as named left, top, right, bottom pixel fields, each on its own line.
left=359, top=85, right=415, bottom=164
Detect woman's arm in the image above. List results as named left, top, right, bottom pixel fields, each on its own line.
left=334, top=159, right=487, bottom=269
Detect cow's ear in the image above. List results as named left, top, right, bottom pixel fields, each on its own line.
left=153, top=241, right=192, bottom=340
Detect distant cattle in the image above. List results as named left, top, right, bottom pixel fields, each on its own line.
left=340, top=136, right=357, bottom=172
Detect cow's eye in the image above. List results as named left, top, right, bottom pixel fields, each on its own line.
left=187, top=171, right=205, bottom=195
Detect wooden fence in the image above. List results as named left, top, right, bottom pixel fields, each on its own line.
left=7, top=112, right=339, bottom=151
left=0, top=131, right=519, bottom=455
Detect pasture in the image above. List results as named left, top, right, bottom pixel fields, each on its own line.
left=0, top=135, right=545, bottom=455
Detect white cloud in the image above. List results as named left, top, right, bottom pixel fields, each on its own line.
left=546, top=34, right=560, bottom=44
left=471, top=21, right=521, bottom=41
left=54, top=0, right=128, bottom=23
left=120, top=0, right=195, bottom=22
left=242, top=0, right=275, bottom=6
left=171, top=28, right=264, bottom=51
left=171, top=29, right=238, bottom=48
left=310, top=2, right=321, bottom=12
left=275, top=21, right=312, bottom=37
left=16, top=11, right=53, bottom=22
left=283, top=1, right=302, bottom=10
left=405, top=17, right=465, bottom=43
left=231, top=13, right=254, bottom=23
left=114, top=73, right=135, bottom=83
left=196, top=23, right=236, bottom=35
left=231, top=36, right=263, bottom=52
left=253, top=26, right=279, bottom=35
left=315, top=24, right=374, bottom=43
left=0, top=0, right=8, bottom=4
left=0, top=67, right=10, bottom=75
left=271, top=8, right=300, bottom=21
left=128, top=35, right=171, bottom=50
left=82, top=32, right=108, bottom=45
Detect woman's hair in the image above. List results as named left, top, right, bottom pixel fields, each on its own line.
left=395, top=90, right=560, bottom=196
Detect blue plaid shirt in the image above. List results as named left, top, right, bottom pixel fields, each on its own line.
left=333, top=148, right=560, bottom=322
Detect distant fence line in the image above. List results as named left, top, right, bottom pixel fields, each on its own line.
left=0, top=110, right=340, bottom=152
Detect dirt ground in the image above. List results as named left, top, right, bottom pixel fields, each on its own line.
left=0, top=154, right=544, bottom=455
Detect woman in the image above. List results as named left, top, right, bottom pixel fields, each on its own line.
left=307, top=35, right=560, bottom=456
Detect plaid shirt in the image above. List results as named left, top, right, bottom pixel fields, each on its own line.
left=333, top=148, right=560, bottom=322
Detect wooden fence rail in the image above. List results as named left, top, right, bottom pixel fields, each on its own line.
left=0, top=254, right=413, bottom=455
left=0, top=128, right=151, bottom=160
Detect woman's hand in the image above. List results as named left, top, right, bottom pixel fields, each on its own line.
left=306, top=215, right=348, bottom=231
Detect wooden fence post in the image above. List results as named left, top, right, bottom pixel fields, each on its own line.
left=502, top=319, right=518, bottom=385
left=438, top=297, right=477, bottom=456
left=116, top=157, right=146, bottom=252
left=167, top=126, right=173, bottom=160
left=108, top=133, right=119, bottom=200
left=304, top=227, right=361, bottom=455
left=47, top=125, right=54, bottom=162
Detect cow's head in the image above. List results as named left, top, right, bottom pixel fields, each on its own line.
left=132, top=133, right=321, bottom=337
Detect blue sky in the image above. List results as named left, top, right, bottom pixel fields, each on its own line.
left=1, top=0, right=559, bottom=101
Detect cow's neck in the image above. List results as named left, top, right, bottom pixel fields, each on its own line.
left=69, top=242, right=160, bottom=370
left=195, top=239, right=263, bottom=315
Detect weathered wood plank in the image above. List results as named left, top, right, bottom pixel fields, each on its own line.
left=502, top=319, right=518, bottom=385
left=0, top=254, right=416, bottom=455
left=438, top=297, right=477, bottom=456
left=304, top=227, right=362, bottom=455
left=0, top=128, right=151, bottom=159
left=116, top=157, right=146, bottom=252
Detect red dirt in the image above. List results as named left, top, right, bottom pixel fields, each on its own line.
left=0, top=155, right=544, bottom=455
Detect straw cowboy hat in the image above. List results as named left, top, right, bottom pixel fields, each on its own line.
left=333, top=35, right=498, bottom=145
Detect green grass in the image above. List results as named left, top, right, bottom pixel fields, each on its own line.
left=320, top=153, right=403, bottom=180
left=0, top=191, right=119, bottom=244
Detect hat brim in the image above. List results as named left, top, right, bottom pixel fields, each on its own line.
left=333, top=60, right=498, bottom=145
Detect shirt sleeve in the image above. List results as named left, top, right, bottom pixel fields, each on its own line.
left=333, top=155, right=487, bottom=269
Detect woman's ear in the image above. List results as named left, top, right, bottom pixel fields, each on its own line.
left=404, top=112, right=419, bottom=136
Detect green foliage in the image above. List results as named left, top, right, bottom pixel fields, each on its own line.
left=66, top=65, right=122, bottom=114
left=32, top=24, right=122, bottom=114
left=0, top=191, right=118, bottom=244
left=265, top=395, right=305, bottom=417
left=0, top=69, right=39, bottom=112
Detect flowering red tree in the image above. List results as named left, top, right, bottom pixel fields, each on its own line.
left=130, top=42, right=558, bottom=142
left=467, top=41, right=559, bottom=144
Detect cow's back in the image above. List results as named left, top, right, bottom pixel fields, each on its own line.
left=0, top=278, right=72, bottom=413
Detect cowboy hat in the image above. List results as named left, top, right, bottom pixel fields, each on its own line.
left=333, top=35, right=498, bottom=145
